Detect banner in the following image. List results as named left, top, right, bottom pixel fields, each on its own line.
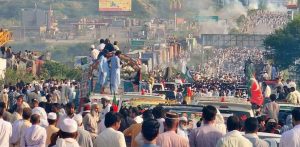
left=287, top=0, right=298, bottom=9
left=99, top=0, right=132, bottom=12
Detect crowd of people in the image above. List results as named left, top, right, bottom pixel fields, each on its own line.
left=241, top=10, right=289, bottom=34
left=184, top=47, right=265, bottom=98
left=1, top=92, right=300, bottom=147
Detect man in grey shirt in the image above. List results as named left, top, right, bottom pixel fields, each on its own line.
left=244, top=117, right=269, bottom=147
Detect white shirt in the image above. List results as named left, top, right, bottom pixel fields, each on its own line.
left=32, top=107, right=49, bottom=127
left=134, top=115, right=143, bottom=123
left=94, top=127, right=126, bottom=147
left=97, top=43, right=106, bottom=51
left=21, top=124, right=47, bottom=147
left=91, top=49, right=100, bottom=60
left=0, top=118, right=12, bottom=147
left=101, top=104, right=111, bottom=120
left=280, top=124, right=300, bottom=147
left=216, top=130, right=252, bottom=147
left=54, top=138, right=80, bottom=147
left=177, top=128, right=188, bottom=139
left=157, top=118, right=165, bottom=134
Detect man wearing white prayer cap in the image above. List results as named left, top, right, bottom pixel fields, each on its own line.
left=20, top=114, right=47, bottom=147
left=53, top=118, right=80, bottom=147
left=74, top=114, right=93, bottom=147
left=46, top=112, right=59, bottom=146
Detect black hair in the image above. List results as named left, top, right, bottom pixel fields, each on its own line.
left=270, top=94, right=276, bottom=101
left=60, top=130, right=77, bottom=139
left=115, top=50, right=122, bottom=56
left=66, top=102, right=75, bottom=108
left=30, top=114, right=40, bottom=124
left=257, top=115, right=266, bottom=123
left=48, top=119, right=56, bottom=125
left=165, top=112, right=179, bottom=129
left=0, top=102, right=5, bottom=117
left=152, top=106, right=165, bottom=119
left=290, top=87, right=296, bottom=92
left=202, top=105, right=217, bottom=121
left=23, top=108, right=32, bottom=120
left=292, top=107, right=300, bottom=121
left=104, top=112, right=122, bottom=128
left=131, top=107, right=140, bottom=116
left=119, top=107, right=130, bottom=118
left=100, top=39, right=105, bottom=44
left=245, top=117, right=259, bottom=133
left=196, top=120, right=202, bottom=127
left=142, top=110, right=154, bottom=121
left=142, top=119, right=160, bottom=142
left=227, top=116, right=241, bottom=131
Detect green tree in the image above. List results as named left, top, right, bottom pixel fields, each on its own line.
left=3, top=68, right=34, bottom=85
left=264, top=15, right=300, bottom=70
left=41, top=61, right=82, bottom=80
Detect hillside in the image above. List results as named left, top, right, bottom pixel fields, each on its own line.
left=0, top=0, right=181, bottom=25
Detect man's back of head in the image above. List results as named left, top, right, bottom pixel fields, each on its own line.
left=292, top=108, right=300, bottom=124
left=227, top=116, right=241, bottom=132
left=142, top=119, right=160, bottom=143
left=30, top=114, right=40, bottom=125
left=202, top=105, right=217, bottom=123
left=165, top=112, right=179, bottom=130
left=245, top=117, right=259, bottom=134
left=23, top=107, right=32, bottom=120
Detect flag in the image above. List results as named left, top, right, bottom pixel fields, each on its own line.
left=245, top=61, right=264, bottom=106
left=249, top=77, right=264, bottom=106
left=184, top=67, right=194, bottom=83
left=112, top=93, right=118, bottom=112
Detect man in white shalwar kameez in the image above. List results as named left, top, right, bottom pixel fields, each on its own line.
left=20, top=114, right=47, bottom=147
left=0, top=102, right=12, bottom=147
left=110, top=51, right=121, bottom=94
left=10, top=107, right=32, bottom=147
left=98, top=52, right=110, bottom=94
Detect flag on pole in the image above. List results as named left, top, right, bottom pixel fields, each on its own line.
left=249, top=77, right=264, bottom=106
left=112, top=93, right=118, bottom=112
left=184, top=67, right=194, bottom=83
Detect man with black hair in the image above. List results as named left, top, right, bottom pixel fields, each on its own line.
left=0, top=102, right=12, bottom=147
left=287, top=87, right=300, bottom=104
left=58, top=102, right=76, bottom=128
left=263, top=93, right=279, bottom=122
left=280, top=108, right=300, bottom=147
left=97, top=39, right=106, bottom=52
left=11, top=107, right=32, bottom=147
left=130, top=107, right=143, bottom=123
left=156, top=112, right=189, bottom=147
left=124, top=110, right=153, bottom=147
left=152, top=106, right=165, bottom=133
left=216, top=116, right=252, bottom=147
left=189, top=105, right=224, bottom=147
left=94, top=112, right=126, bottom=147
left=244, top=117, right=269, bottom=147
left=10, top=95, right=30, bottom=113
left=21, top=114, right=47, bottom=147
left=142, top=119, right=160, bottom=147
